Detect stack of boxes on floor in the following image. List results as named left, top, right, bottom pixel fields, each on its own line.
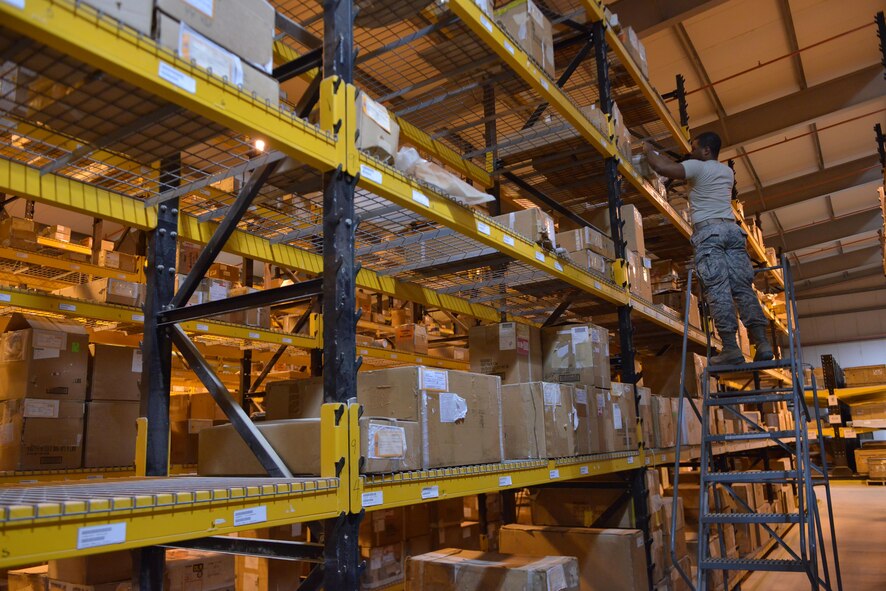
left=646, top=469, right=692, bottom=591
left=8, top=549, right=237, bottom=591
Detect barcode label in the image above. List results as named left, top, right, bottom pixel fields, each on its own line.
left=549, top=469, right=560, bottom=479
left=421, top=486, right=440, bottom=500
left=77, top=523, right=126, bottom=550
left=233, top=506, right=267, bottom=527
left=248, top=332, right=260, bottom=339
left=498, top=476, right=512, bottom=487
left=362, top=491, right=384, bottom=507
left=480, top=16, right=493, bottom=32
left=131, top=314, right=144, bottom=322
left=58, top=303, right=76, bottom=312
left=282, top=337, right=293, bottom=344
left=535, top=251, right=545, bottom=262
left=158, top=62, right=196, bottom=94
left=554, top=262, right=563, bottom=272
left=477, top=221, right=491, bottom=235
left=196, top=323, right=209, bottom=331
left=580, top=466, right=589, bottom=475
left=504, top=40, right=515, bottom=55
left=0, top=294, right=10, bottom=303
left=412, top=189, right=430, bottom=207
left=360, top=164, right=383, bottom=184
left=503, top=235, right=515, bottom=246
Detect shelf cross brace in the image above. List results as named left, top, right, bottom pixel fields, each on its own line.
left=250, top=297, right=320, bottom=395
left=542, top=289, right=580, bottom=327
left=162, top=536, right=324, bottom=562
left=523, top=32, right=595, bottom=129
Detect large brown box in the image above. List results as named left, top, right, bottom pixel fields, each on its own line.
left=572, top=384, right=593, bottom=455
left=83, top=400, right=139, bottom=468
left=432, top=522, right=482, bottom=551
left=156, top=0, right=274, bottom=71
left=357, top=367, right=503, bottom=468
left=405, top=548, right=580, bottom=591
left=0, top=399, right=84, bottom=470
left=464, top=494, right=503, bottom=522
left=492, top=208, right=557, bottom=248
left=591, top=388, right=612, bottom=453
left=165, top=549, right=235, bottom=591
left=556, top=227, right=616, bottom=259
left=607, top=382, right=638, bottom=452
left=395, top=324, right=428, bottom=355
left=641, top=352, right=709, bottom=397
left=541, top=323, right=610, bottom=389
left=844, top=365, right=886, bottom=387
left=263, top=378, right=324, bottom=420
left=8, top=565, right=48, bottom=591
left=199, top=416, right=420, bottom=476
left=56, top=278, right=144, bottom=308
left=360, top=508, right=405, bottom=548
left=495, top=1, right=555, bottom=78
left=638, top=386, right=654, bottom=449
left=530, top=487, right=633, bottom=528
left=652, top=395, right=676, bottom=448
left=81, top=1, right=152, bottom=35
left=499, top=524, right=647, bottom=591
left=469, top=323, right=542, bottom=385
left=855, top=447, right=886, bottom=474
left=234, top=526, right=310, bottom=591
left=406, top=503, right=432, bottom=539
left=48, top=551, right=132, bottom=586
left=430, top=498, right=466, bottom=528
left=89, top=344, right=141, bottom=401
left=0, top=315, right=89, bottom=400
left=0, top=217, right=38, bottom=250
left=590, top=204, right=645, bottom=257
left=361, top=543, right=404, bottom=589
left=501, top=382, right=576, bottom=459
left=97, top=249, right=139, bottom=273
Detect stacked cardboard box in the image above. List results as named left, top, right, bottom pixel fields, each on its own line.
left=645, top=469, right=691, bottom=588
left=618, top=26, right=648, bottom=77
left=56, top=278, right=145, bottom=308
left=556, top=226, right=616, bottom=260
left=501, top=382, right=576, bottom=459
left=0, top=314, right=89, bottom=470
left=495, top=0, right=555, bottom=78
left=0, top=217, right=38, bottom=250
left=469, top=322, right=542, bottom=384
left=97, top=249, right=140, bottom=273
left=395, top=324, right=429, bottom=355
left=84, top=344, right=141, bottom=468
left=218, top=287, right=271, bottom=328
left=235, top=525, right=311, bottom=591
left=640, top=351, right=711, bottom=398
left=607, top=382, right=639, bottom=452
left=492, top=208, right=557, bottom=250
left=844, top=364, right=886, bottom=387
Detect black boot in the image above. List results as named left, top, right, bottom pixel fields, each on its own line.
left=711, top=332, right=745, bottom=366
left=750, top=325, right=775, bottom=361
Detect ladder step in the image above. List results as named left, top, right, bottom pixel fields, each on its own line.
left=701, top=558, right=807, bottom=572
left=707, top=359, right=794, bottom=374
left=702, top=512, right=801, bottom=524
left=706, top=470, right=796, bottom=483
left=706, top=430, right=795, bottom=443
left=707, top=393, right=794, bottom=406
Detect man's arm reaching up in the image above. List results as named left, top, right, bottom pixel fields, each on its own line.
left=644, top=143, right=686, bottom=180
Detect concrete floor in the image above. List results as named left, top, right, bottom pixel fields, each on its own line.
left=741, top=482, right=886, bottom=591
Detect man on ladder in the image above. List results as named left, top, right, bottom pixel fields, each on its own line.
left=644, top=132, right=774, bottom=365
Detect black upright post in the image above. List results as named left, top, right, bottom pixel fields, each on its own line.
left=135, top=155, right=179, bottom=587
left=483, top=84, right=501, bottom=216
left=322, top=1, right=362, bottom=589
left=593, top=19, right=654, bottom=591
left=240, top=258, right=254, bottom=413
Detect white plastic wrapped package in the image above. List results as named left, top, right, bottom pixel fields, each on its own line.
left=394, top=146, right=494, bottom=206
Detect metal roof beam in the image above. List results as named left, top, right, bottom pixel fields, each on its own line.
left=740, top=155, right=881, bottom=214
left=792, top=246, right=882, bottom=280
left=793, top=264, right=884, bottom=292
left=777, top=209, right=884, bottom=252
left=694, top=65, right=885, bottom=151
left=608, top=0, right=729, bottom=38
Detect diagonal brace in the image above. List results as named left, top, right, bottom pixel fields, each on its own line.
left=162, top=536, right=323, bottom=562
left=543, top=289, right=580, bottom=327
left=169, top=325, right=292, bottom=477
left=250, top=298, right=320, bottom=395
left=523, top=34, right=595, bottom=129
left=170, top=160, right=281, bottom=309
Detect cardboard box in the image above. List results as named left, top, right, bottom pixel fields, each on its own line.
left=572, top=385, right=593, bottom=455
left=844, top=365, right=886, bottom=387
left=406, top=503, right=432, bottom=538
left=492, top=208, right=557, bottom=249
left=0, top=314, right=89, bottom=400
left=469, top=322, right=542, bottom=385
left=361, top=543, right=403, bottom=589
left=359, top=367, right=503, bottom=468
left=84, top=400, right=139, bottom=467
left=638, top=386, right=654, bottom=449
left=97, top=250, right=139, bottom=273
left=618, top=26, right=648, bottom=77
left=500, top=524, right=647, bottom=591
left=641, top=352, right=710, bottom=397
left=40, top=224, right=72, bottom=243
left=652, top=395, right=675, bottom=448
left=495, top=1, right=555, bottom=78
left=501, top=382, right=576, bottom=459
left=89, top=344, right=141, bottom=401
left=0, top=399, right=84, bottom=470
left=263, top=378, right=324, bottom=420
left=56, top=278, right=144, bottom=307
left=49, top=551, right=132, bottom=586
left=82, top=0, right=152, bottom=35
left=395, top=324, right=428, bottom=355
left=189, top=391, right=228, bottom=421
left=405, top=548, right=580, bottom=591
left=434, top=346, right=469, bottom=361
left=591, top=204, right=645, bottom=257
left=464, top=493, right=503, bottom=522
left=627, top=250, right=652, bottom=302
left=219, top=286, right=270, bottom=329
left=156, top=0, right=274, bottom=71
left=565, top=249, right=611, bottom=277
left=607, top=382, right=638, bottom=452
left=9, top=565, right=49, bottom=591
left=679, top=400, right=702, bottom=446
left=360, top=417, right=422, bottom=473
left=360, top=508, right=405, bottom=547
left=404, top=534, right=433, bottom=559
left=856, top=448, right=886, bottom=474
left=542, top=323, right=610, bottom=389
left=530, top=487, right=633, bottom=528
left=556, top=227, right=616, bottom=259
left=433, top=522, right=482, bottom=551
left=155, top=13, right=278, bottom=107
left=0, top=217, right=38, bottom=250
left=591, top=388, right=612, bottom=453
left=165, top=549, right=235, bottom=591
left=430, top=498, right=466, bottom=528
left=356, top=92, right=400, bottom=162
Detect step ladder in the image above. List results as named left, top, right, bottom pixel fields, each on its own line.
left=669, top=256, right=842, bottom=591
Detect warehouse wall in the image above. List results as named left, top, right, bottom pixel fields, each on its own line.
left=801, top=337, right=886, bottom=368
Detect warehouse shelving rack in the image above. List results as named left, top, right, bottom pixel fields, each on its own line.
left=0, top=0, right=792, bottom=588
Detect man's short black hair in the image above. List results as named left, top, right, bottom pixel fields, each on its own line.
left=694, top=131, right=722, bottom=158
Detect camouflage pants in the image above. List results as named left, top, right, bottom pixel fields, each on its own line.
left=692, top=221, right=768, bottom=336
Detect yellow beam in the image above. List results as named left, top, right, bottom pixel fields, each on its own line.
left=1, top=0, right=339, bottom=173
left=0, top=246, right=145, bottom=282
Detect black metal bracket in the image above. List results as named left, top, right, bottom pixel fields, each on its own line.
left=523, top=33, right=594, bottom=129
left=250, top=297, right=320, bottom=395
left=159, top=278, right=323, bottom=326
left=273, top=47, right=323, bottom=83
left=169, top=325, right=293, bottom=477
left=875, top=123, right=885, bottom=169
left=162, top=536, right=324, bottom=562
left=877, top=12, right=885, bottom=79
left=501, top=171, right=600, bottom=231
left=542, top=290, right=580, bottom=327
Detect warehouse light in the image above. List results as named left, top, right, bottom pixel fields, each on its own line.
left=254, top=139, right=266, bottom=152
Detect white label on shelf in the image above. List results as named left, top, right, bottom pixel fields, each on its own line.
left=185, top=0, right=213, bottom=17
left=16, top=252, right=28, bottom=259
left=504, top=40, right=515, bottom=55
left=480, top=16, right=493, bottom=32
left=58, top=303, right=76, bottom=312
left=360, top=349, right=369, bottom=355
left=502, top=234, right=515, bottom=247
left=593, top=281, right=601, bottom=290
left=77, top=523, right=126, bottom=550
left=580, top=466, right=589, bottom=475
left=499, top=475, right=512, bottom=487
left=282, top=337, right=293, bottom=344
left=661, top=454, right=667, bottom=462
left=540, top=78, right=549, bottom=91
left=416, top=357, right=423, bottom=363
left=412, top=189, right=430, bottom=207
left=554, top=261, right=563, bottom=272
left=828, top=395, right=838, bottom=406
left=359, top=164, right=383, bottom=185
left=549, top=469, right=560, bottom=479
left=1, top=0, right=24, bottom=9
left=421, top=486, right=440, bottom=500
left=196, top=323, right=209, bottom=331
left=477, top=221, right=491, bottom=236
left=645, top=457, right=651, bottom=465
left=828, top=413, right=841, bottom=424
left=362, top=491, right=384, bottom=507
left=131, top=313, right=144, bottom=322
left=420, top=368, right=449, bottom=391
left=131, top=349, right=143, bottom=373
left=390, top=353, right=398, bottom=359
left=535, top=251, right=545, bottom=262
left=0, top=293, right=10, bottom=303
left=158, top=62, right=196, bottom=94
left=627, top=456, right=634, bottom=464
left=248, top=332, right=260, bottom=339
left=233, top=506, right=267, bottom=527
left=842, top=428, right=857, bottom=438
